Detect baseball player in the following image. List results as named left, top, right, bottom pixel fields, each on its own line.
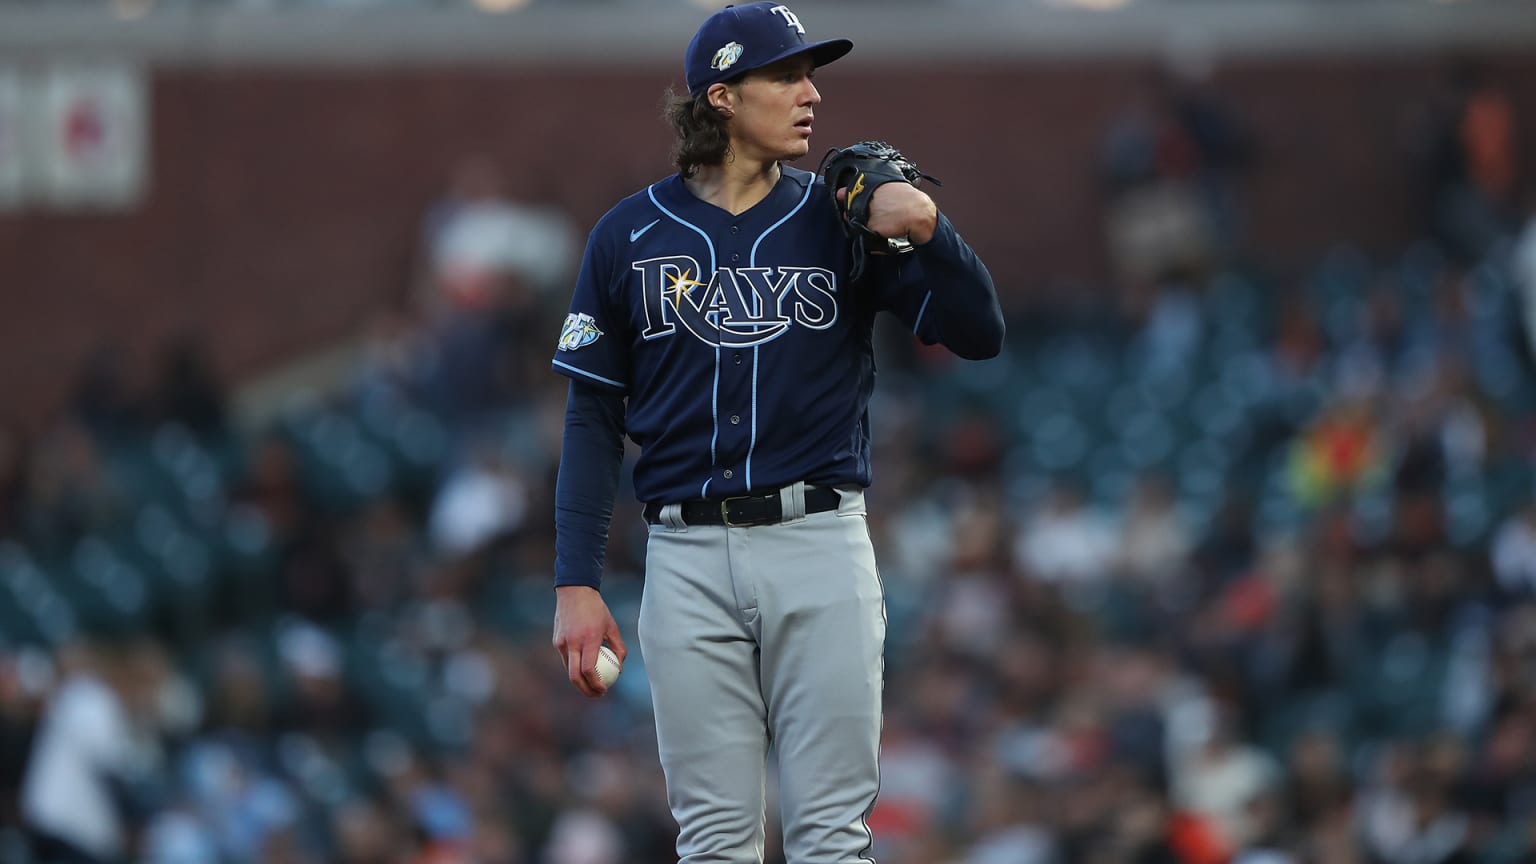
left=550, top=3, right=1004, bottom=862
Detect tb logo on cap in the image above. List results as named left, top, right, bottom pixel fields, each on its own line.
left=769, top=4, right=804, bottom=34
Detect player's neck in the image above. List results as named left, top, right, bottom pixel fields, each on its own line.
left=685, top=158, right=781, bottom=216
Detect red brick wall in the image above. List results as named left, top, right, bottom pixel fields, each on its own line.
left=1, top=56, right=1532, bottom=426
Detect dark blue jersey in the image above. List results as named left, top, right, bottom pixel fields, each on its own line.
left=552, top=164, right=1001, bottom=508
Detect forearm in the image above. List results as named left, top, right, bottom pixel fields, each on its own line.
left=909, top=213, right=1005, bottom=360
left=554, top=382, right=626, bottom=589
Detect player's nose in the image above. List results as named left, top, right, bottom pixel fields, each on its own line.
left=802, top=79, right=821, bottom=106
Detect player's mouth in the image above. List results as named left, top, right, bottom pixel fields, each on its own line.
left=794, top=116, right=814, bottom=137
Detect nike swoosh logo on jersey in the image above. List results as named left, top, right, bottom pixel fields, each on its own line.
left=630, top=219, right=661, bottom=242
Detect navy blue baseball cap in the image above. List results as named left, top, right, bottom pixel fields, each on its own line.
left=685, top=2, right=854, bottom=97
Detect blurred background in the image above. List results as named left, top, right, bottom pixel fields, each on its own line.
left=1, top=1, right=1536, bottom=863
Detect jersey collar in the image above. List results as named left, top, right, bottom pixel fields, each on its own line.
left=654, top=165, right=815, bottom=230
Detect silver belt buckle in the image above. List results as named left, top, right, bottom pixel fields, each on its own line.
left=720, top=495, right=755, bottom=527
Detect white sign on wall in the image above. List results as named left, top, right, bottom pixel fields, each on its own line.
left=34, top=63, right=148, bottom=210
left=0, top=68, right=25, bottom=211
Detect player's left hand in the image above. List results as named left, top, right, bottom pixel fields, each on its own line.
left=836, top=182, right=937, bottom=246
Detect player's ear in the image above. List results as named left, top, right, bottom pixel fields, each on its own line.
left=707, top=82, right=736, bottom=118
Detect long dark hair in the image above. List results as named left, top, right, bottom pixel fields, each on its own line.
left=664, top=85, right=733, bottom=178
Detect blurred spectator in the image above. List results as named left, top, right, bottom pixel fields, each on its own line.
left=137, top=808, right=220, bottom=864
left=1516, top=190, right=1536, bottom=363
left=427, top=440, right=529, bottom=562
left=1112, top=472, right=1193, bottom=591
left=1015, top=478, right=1117, bottom=585
left=1390, top=355, right=1490, bottom=495
left=1101, top=76, right=1213, bottom=287
left=540, top=807, right=624, bottom=864
left=1287, top=395, right=1388, bottom=508
left=410, top=782, right=476, bottom=863
left=145, top=334, right=228, bottom=445
left=331, top=796, right=406, bottom=864
left=1192, top=491, right=1259, bottom=592
left=228, top=431, right=355, bottom=622
left=278, top=529, right=354, bottom=624
left=21, top=635, right=169, bottom=864
left=1360, top=745, right=1475, bottom=864
left=231, top=431, right=310, bottom=543
left=344, top=494, right=432, bottom=613
left=1419, top=63, right=1523, bottom=264
left=69, top=343, right=143, bottom=445
left=22, top=418, right=124, bottom=557
left=1231, top=789, right=1299, bottom=864
left=1164, top=67, right=1257, bottom=260
left=1492, top=499, right=1536, bottom=597
left=1282, top=730, right=1352, bottom=832
left=869, top=711, right=957, bottom=854
left=1, top=649, right=48, bottom=832
left=929, top=486, right=1014, bottom=657
left=1088, top=781, right=1181, bottom=864
left=960, top=768, right=1056, bottom=864
left=165, top=739, right=299, bottom=864
left=200, top=638, right=276, bottom=737
left=1257, top=552, right=1360, bottom=714
left=420, top=156, right=575, bottom=310
left=1169, top=704, right=1282, bottom=860
left=1459, top=75, right=1519, bottom=220
left=1269, top=297, right=1327, bottom=388
left=353, top=301, right=431, bottom=410
left=413, top=156, right=578, bottom=431
left=1101, top=64, right=1255, bottom=287
left=274, top=619, right=368, bottom=741
left=1130, top=281, right=1204, bottom=371
left=0, top=417, right=31, bottom=539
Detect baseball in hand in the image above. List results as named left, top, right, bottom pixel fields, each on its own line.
left=595, top=645, right=622, bottom=688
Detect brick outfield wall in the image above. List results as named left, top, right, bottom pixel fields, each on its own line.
left=0, top=56, right=1531, bottom=428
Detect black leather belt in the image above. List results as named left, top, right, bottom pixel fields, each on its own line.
left=643, top=486, right=841, bottom=527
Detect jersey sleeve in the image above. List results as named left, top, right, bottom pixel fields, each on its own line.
left=551, top=225, right=631, bottom=393
left=554, top=380, right=626, bottom=589
left=866, top=212, right=1005, bottom=361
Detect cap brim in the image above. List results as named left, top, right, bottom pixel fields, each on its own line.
left=803, top=38, right=854, bottom=70
left=751, top=37, right=853, bottom=77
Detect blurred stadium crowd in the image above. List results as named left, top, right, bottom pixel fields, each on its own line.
left=3, top=64, right=1536, bottom=864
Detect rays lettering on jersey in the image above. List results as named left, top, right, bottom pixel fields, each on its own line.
left=633, top=255, right=838, bottom=348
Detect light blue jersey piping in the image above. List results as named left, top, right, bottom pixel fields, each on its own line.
left=647, top=183, right=720, bottom=498
left=743, top=177, right=815, bottom=490
left=552, top=360, right=624, bottom=390
left=912, top=291, right=933, bottom=333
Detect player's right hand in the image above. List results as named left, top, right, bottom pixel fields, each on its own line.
left=552, top=586, right=627, bottom=698
left=836, top=183, right=937, bottom=246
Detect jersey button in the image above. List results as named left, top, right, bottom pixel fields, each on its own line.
left=731, top=253, right=740, bottom=262
left=723, top=469, right=734, bottom=479
left=730, top=415, right=740, bottom=425
left=733, top=353, right=743, bottom=365
left=730, top=225, right=740, bottom=234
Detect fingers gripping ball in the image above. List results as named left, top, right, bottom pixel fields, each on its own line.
left=818, top=140, right=941, bottom=281
left=595, top=645, right=622, bottom=688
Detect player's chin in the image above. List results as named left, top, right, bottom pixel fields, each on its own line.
left=779, top=138, right=812, bottom=162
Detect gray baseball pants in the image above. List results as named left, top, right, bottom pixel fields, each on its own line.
left=638, top=484, right=886, bottom=864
